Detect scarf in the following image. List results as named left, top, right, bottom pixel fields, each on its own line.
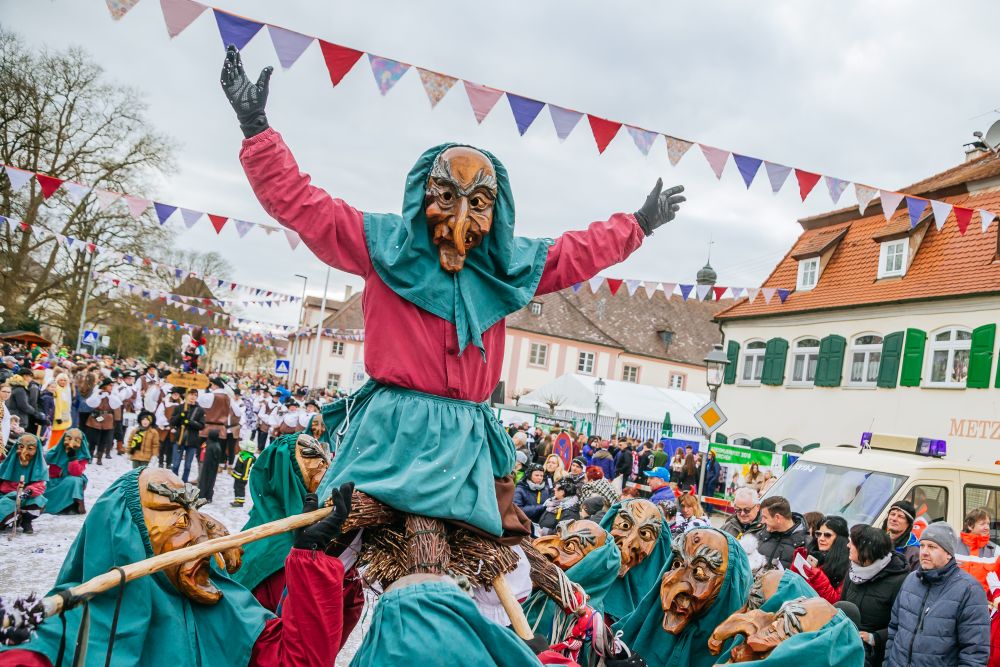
left=848, top=553, right=892, bottom=584
left=526, top=480, right=546, bottom=492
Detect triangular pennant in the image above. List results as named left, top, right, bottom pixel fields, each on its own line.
left=665, top=137, right=693, bottom=167
left=3, top=166, right=33, bottom=192
left=368, top=55, right=410, bottom=96
left=416, top=68, right=458, bottom=108
left=160, top=0, right=207, bottom=38
left=588, top=275, right=604, bottom=293
left=661, top=282, right=676, bottom=299
left=699, top=144, right=729, bottom=179
left=463, top=81, right=504, bottom=124
left=180, top=208, right=203, bottom=228
left=624, top=279, right=641, bottom=296
left=824, top=176, right=849, bottom=204
left=745, top=287, right=759, bottom=303
left=266, top=24, right=312, bottom=68
left=854, top=184, right=878, bottom=215
left=234, top=219, right=254, bottom=238
left=952, top=207, right=973, bottom=235
left=606, top=278, right=624, bottom=296
left=106, top=0, right=140, bottom=20
left=733, top=154, right=763, bottom=189
left=587, top=115, right=622, bottom=154
left=929, top=199, right=952, bottom=231
left=794, top=169, right=821, bottom=201
left=35, top=174, right=64, bottom=199
left=318, top=40, right=364, bottom=86
left=762, top=287, right=776, bottom=304
left=124, top=195, right=150, bottom=218
left=94, top=190, right=120, bottom=211
left=285, top=229, right=301, bottom=250
left=712, top=286, right=728, bottom=301
left=262, top=225, right=277, bottom=235
left=213, top=9, right=264, bottom=50
left=777, top=288, right=790, bottom=304
left=208, top=214, right=228, bottom=233
left=764, top=162, right=792, bottom=193
left=695, top=284, right=711, bottom=301
left=548, top=105, right=583, bottom=141
left=678, top=284, right=694, bottom=301
left=643, top=282, right=658, bottom=299
left=879, top=190, right=904, bottom=221
left=154, top=202, right=177, bottom=225
left=730, top=286, right=745, bottom=299
left=64, top=236, right=76, bottom=250
left=905, top=197, right=928, bottom=229
left=980, top=209, right=995, bottom=234
left=626, top=126, right=657, bottom=156
left=61, top=182, right=90, bottom=205
left=507, top=94, right=545, bottom=136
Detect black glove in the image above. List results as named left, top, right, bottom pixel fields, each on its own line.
left=293, top=483, right=354, bottom=551
left=634, top=179, right=686, bottom=236
left=220, top=44, right=273, bottom=138
left=523, top=633, right=550, bottom=655
left=605, top=652, right=647, bottom=667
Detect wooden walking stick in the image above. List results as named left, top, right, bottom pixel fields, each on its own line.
left=492, top=573, right=534, bottom=641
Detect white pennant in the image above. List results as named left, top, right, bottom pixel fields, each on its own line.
left=61, top=182, right=90, bottom=205
left=3, top=166, right=33, bottom=192
left=855, top=184, right=878, bottom=215
left=284, top=230, right=301, bottom=250
left=762, top=287, right=776, bottom=304
left=625, top=279, right=641, bottom=296
left=643, top=282, right=658, bottom=299
left=588, top=275, right=604, bottom=293
left=879, top=190, right=904, bottom=221
left=695, top=284, right=711, bottom=301
left=929, top=199, right=952, bottom=231
left=94, top=190, right=121, bottom=211
left=745, top=288, right=759, bottom=303
left=730, top=286, right=745, bottom=299
left=981, top=210, right=995, bottom=233
left=661, top=282, right=676, bottom=299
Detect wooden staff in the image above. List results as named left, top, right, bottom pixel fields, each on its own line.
left=492, top=573, right=534, bottom=641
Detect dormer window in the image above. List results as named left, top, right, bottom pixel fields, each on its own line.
left=797, top=257, right=819, bottom=290
left=529, top=301, right=543, bottom=316
left=878, top=239, right=908, bottom=278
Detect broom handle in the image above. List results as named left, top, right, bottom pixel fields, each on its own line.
left=492, top=574, right=533, bottom=640
left=41, top=505, right=333, bottom=618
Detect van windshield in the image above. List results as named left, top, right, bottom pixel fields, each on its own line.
left=763, top=460, right=907, bottom=526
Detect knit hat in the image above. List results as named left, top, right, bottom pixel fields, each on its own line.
left=582, top=495, right=607, bottom=517
left=888, top=500, right=916, bottom=525
left=920, top=521, right=957, bottom=556
left=514, top=451, right=528, bottom=466
left=571, top=457, right=587, bottom=469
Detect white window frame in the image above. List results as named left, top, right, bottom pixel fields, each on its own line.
left=797, top=257, right=819, bottom=291
left=528, top=342, right=548, bottom=368
left=622, top=364, right=639, bottom=383
left=529, top=301, right=543, bottom=316
left=790, top=337, right=821, bottom=386
left=668, top=372, right=685, bottom=390
left=740, top=341, right=766, bottom=385
left=926, top=327, right=972, bottom=387
left=330, top=340, right=345, bottom=357
left=577, top=351, right=595, bottom=375
left=847, top=333, right=883, bottom=387
left=326, top=373, right=341, bottom=390
left=878, top=239, right=908, bottom=278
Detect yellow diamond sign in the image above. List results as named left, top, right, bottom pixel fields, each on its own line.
left=694, top=401, right=727, bottom=435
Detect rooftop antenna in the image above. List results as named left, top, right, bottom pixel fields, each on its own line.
left=706, top=233, right=714, bottom=265
left=965, top=120, right=1000, bottom=154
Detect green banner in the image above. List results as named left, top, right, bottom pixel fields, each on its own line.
left=709, top=442, right=785, bottom=501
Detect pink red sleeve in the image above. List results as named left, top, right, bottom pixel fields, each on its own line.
left=0, top=649, right=52, bottom=666
left=67, top=460, right=87, bottom=477
left=249, top=548, right=345, bottom=667
left=24, top=482, right=45, bottom=498
left=47, top=464, right=63, bottom=479
left=804, top=566, right=842, bottom=604
left=535, top=213, right=645, bottom=295
left=239, top=128, right=372, bottom=278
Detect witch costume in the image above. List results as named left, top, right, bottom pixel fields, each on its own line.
left=42, top=430, right=91, bottom=515
left=0, top=436, right=47, bottom=532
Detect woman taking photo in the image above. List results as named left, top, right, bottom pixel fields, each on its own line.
left=800, top=515, right=850, bottom=602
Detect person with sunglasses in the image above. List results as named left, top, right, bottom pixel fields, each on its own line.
left=799, top=515, right=850, bottom=603
left=721, top=486, right=764, bottom=540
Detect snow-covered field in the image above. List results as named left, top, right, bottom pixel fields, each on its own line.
left=0, top=452, right=368, bottom=664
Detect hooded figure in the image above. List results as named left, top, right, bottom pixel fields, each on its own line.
left=43, top=428, right=91, bottom=515
left=599, top=500, right=673, bottom=621
left=0, top=435, right=48, bottom=530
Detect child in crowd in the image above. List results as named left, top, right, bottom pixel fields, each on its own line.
left=125, top=411, right=159, bottom=469
left=230, top=439, right=257, bottom=507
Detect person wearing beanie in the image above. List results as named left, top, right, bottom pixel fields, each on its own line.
left=884, top=521, right=990, bottom=667
left=883, top=499, right=921, bottom=570
left=537, top=477, right=580, bottom=535
left=513, top=463, right=550, bottom=523
left=580, top=494, right=609, bottom=523
left=124, top=410, right=159, bottom=469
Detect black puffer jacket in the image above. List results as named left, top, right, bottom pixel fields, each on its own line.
left=839, top=551, right=909, bottom=666
left=757, top=512, right=808, bottom=570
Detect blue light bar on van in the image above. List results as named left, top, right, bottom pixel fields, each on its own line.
left=859, top=432, right=946, bottom=457
left=917, top=437, right=947, bottom=457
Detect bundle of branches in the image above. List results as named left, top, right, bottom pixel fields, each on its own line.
left=520, top=539, right=584, bottom=613
left=341, top=491, right=397, bottom=532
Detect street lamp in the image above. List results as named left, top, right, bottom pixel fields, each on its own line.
left=593, top=377, right=605, bottom=438
left=288, top=274, right=308, bottom=387
left=698, top=343, right=730, bottom=504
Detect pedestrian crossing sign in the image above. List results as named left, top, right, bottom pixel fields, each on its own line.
left=274, top=359, right=290, bottom=375
left=82, top=330, right=99, bottom=345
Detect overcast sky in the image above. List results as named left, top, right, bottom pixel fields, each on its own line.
left=5, top=0, right=1000, bottom=328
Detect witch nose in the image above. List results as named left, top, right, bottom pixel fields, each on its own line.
left=452, top=199, right=470, bottom=256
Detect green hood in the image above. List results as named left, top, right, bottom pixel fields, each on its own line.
left=45, top=431, right=93, bottom=473
left=0, top=468, right=272, bottom=667
left=760, top=570, right=817, bottom=613
left=715, top=608, right=864, bottom=666
left=599, top=501, right=673, bottom=621
left=363, top=143, right=552, bottom=357
left=0, top=435, right=48, bottom=484
left=233, top=433, right=308, bottom=592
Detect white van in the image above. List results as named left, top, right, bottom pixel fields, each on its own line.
left=762, top=433, right=1000, bottom=541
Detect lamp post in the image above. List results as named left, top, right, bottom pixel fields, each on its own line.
left=593, top=377, right=605, bottom=438
left=288, top=274, right=308, bottom=388
left=698, top=343, right=730, bottom=503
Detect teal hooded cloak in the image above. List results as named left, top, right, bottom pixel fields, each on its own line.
left=0, top=435, right=48, bottom=519
left=0, top=467, right=273, bottom=667
left=43, top=430, right=92, bottom=514
left=715, top=607, right=864, bottom=667
left=598, top=501, right=673, bottom=621
left=759, top=570, right=817, bottom=612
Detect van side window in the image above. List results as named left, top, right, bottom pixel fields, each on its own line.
left=906, top=485, right=948, bottom=526
left=964, top=484, right=1000, bottom=544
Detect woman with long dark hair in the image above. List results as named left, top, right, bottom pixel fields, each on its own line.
left=801, top=515, right=850, bottom=601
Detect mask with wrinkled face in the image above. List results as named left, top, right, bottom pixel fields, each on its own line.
left=310, top=416, right=326, bottom=440
left=294, top=433, right=331, bottom=493
left=16, top=436, right=37, bottom=467
left=424, top=147, right=497, bottom=273
left=62, top=428, right=84, bottom=454
left=659, top=528, right=728, bottom=634
left=610, top=499, right=662, bottom=578
left=533, top=519, right=607, bottom=570
left=709, top=597, right=837, bottom=662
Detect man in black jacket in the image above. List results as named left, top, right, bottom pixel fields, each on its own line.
left=169, top=388, right=204, bottom=483
left=756, top=495, right=808, bottom=570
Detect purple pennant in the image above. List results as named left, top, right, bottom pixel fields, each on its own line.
left=678, top=284, right=694, bottom=301
left=507, top=94, right=545, bottom=136
left=548, top=105, right=583, bottom=141
left=764, top=162, right=792, bottom=193
left=905, top=196, right=928, bottom=228
left=175, top=268, right=184, bottom=279
left=234, top=220, right=254, bottom=238
left=368, top=55, right=410, bottom=95
left=571, top=282, right=582, bottom=292
left=180, top=208, right=202, bottom=228
left=626, top=126, right=657, bottom=156
left=267, top=24, right=313, bottom=69
left=213, top=9, right=264, bottom=50
left=733, top=154, right=763, bottom=189
left=153, top=202, right=176, bottom=225
left=777, top=288, right=790, bottom=304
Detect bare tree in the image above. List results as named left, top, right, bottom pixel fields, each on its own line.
left=542, top=394, right=565, bottom=414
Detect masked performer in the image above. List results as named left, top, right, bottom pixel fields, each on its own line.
left=233, top=433, right=364, bottom=651
left=0, top=467, right=354, bottom=667
left=43, top=428, right=90, bottom=515
left=0, top=435, right=47, bottom=534
left=599, top=499, right=673, bottom=622
left=221, top=46, right=686, bottom=542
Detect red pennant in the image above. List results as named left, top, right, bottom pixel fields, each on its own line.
left=606, top=278, right=624, bottom=295
left=18, top=222, right=29, bottom=232
left=208, top=214, right=228, bottom=234
left=587, top=115, right=622, bottom=154
left=794, top=169, right=821, bottom=201
left=35, top=174, right=64, bottom=199
left=953, top=206, right=973, bottom=235
left=712, top=286, right=728, bottom=301
left=86, top=243, right=96, bottom=254
left=319, top=40, right=363, bottom=86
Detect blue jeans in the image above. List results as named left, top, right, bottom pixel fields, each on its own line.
left=172, top=445, right=199, bottom=482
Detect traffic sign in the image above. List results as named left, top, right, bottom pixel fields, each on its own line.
left=82, top=330, right=99, bottom=345
left=694, top=400, right=728, bottom=435
left=274, top=359, right=290, bottom=375
left=101, top=335, right=110, bottom=347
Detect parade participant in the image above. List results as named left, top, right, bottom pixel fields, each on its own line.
left=198, top=377, right=243, bottom=468
left=139, top=364, right=161, bottom=412
left=222, top=44, right=685, bottom=543
left=514, top=464, right=550, bottom=523
left=85, top=377, right=120, bottom=465
left=125, top=410, right=160, bottom=469
left=882, top=500, right=921, bottom=570
left=114, top=370, right=141, bottom=453
left=599, top=499, right=673, bottom=622
left=230, top=439, right=256, bottom=508
left=238, top=383, right=258, bottom=452
left=157, top=387, right=183, bottom=468
left=0, top=435, right=47, bottom=534
left=255, top=388, right=281, bottom=451
left=743, top=569, right=817, bottom=614
left=181, top=326, right=206, bottom=372
left=170, top=389, right=205, bottom=483
left=270, top=400, right=304, bottom=438
left=42, top=428, right=90, bottom=515
left=199, top=429, right=224, bottom=503
left=0, top=467, right=356, bottom=667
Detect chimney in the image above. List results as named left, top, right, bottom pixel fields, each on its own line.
left=966, top=146, right=986, bottom=163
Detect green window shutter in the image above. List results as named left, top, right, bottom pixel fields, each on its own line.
left=967, top=324, right=996, bottom=388
left=761, top=338, right=789, bottom=386
left=724, top=340, right=740, bottom=385
left=899, top=328, right=926, bottom=387
left=877, top=331, right=904, bottom=388
left=750, top=437, right=776, bottom=452
left=815, top=334, right=846, bottom=387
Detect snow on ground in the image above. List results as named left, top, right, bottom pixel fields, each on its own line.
left=0, top=451, right=368, bottom=664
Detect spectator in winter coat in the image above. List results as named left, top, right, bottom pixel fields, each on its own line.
left=6, top=371, right=46, bottom=436
left=800, top=515, right=850, bottom=602
left=537, top=478, right=581, bottom=535
left=590, top=440, right=616, bottom=481
left=580, top=494, right=609, bottom=524
left=885, top=522, right=990, bottom=667
left=721, top=487, right=765, bottom=540
left=646, top=467, right=677, bottom=514
left=883, top=499, right=921, bottom=570
left=756, top=495, right=809, bottom=570
left=956, top=507, right=1000, bottom=558
left=543, top=454, right=566, bottom=493
left=671, top=492, right=710, bottom=535
left=702, top=450, right=721, bottom=498
left=679, top=446, right=698, bottom=491
left=613, top=439, right=633, bottom=481
left=513, top=465, right=550, bottom=523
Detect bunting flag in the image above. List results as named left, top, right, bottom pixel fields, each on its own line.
left=930, top=199, right=952, bottom=231
left=643, top=282, right=658, bottom=299
left=777, top=288, right=790, bottom=304
left=980, top=209, right=994, bottom=233
left=745, top=287, right=759, bottom=303
left=624, top=279, right=641, bottom=296
left=571, top=282, right=583, bottom=293
left=587, top=115, right=621, bottom=154
left=507, top=94, right=545, bottom=136
left=61, top=182, right=91, bottom=205
left=318, top=40, right=363, bottom=86
left=695, top=284, right=711, bottom=301
left=733, top=154, right=762, bottom=189
left=124, top=195, right=150, bottom=219
left=180, top=208, right=202, bottom=228
left=154, top=202, right=177, bottom=225
left=764, top=162, right=792, bottom=194
left=855, top=184, right=878, bottom=214
left=368, top=55, right=409, bottom=96
left=626, top=127, right=657, bottom=156
left=267, top=24, right=312, bottom=68
left=665, top=137, right=693, bottom=166
left=35, top=174, right=64, bottom=199
left=213, top=9, right=264, bottom=50
left=606, top=278, right=623, bottom=296
left=588, top=275, right=604, bottom=293
left=463, top=81, right=504, bottom=124
left=879, top=190, right=905, bottom=222
left=3, top=166, right=34, bottom=192
left=106, top=0, right=140, bottom=20
left=699, top=145, right=729, bottom=179
left=549, top=106, right=583, bottom=141
left=417, top=69, right=457, bottom=108
left=95, top=190, right=121, bottom=211
left=905, top=196, right=928, bottom=228
left=661, top=282, right=676, bottom=299
left=284, top=229, right=301, bottom=250
left=825, top=176, right=849, bottom=204
left=160, top=0, right=207, bottom=38
left=762, top=287, right=776, bottom=304
left=208, top=214, right=228, bottom=233
left=712, top=286, right=727, bottom=301
left=953, top=206, right=973, bottom=235
left=678, top=284, right=694, bottom=301
left=794, top=169, right=821, bottom=201
left=234, top=219, right=254, bottom=237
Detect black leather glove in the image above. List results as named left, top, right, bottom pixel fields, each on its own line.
left=604, top=652, right=648, bottom=667
left=220, top=44, right=273, bottom=138
left=293, top=483, right=354, bottom=551
left=634, top=178, right=685, bottom=236
left=523, top=633, right=550, bottom=655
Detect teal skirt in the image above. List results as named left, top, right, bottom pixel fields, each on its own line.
left=0, top=489, right=46, bottom=522
left=44, top=474, right=86, bottom=514
left=317, top=381, right=515, bottom=537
